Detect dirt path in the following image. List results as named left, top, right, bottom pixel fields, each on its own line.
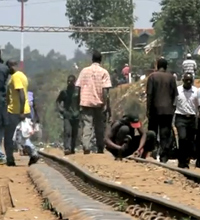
left=0, top=155, right=55, bottom=220
left=43, top=148, right=200, bottom=210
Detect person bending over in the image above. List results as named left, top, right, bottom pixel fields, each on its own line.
left=104, top=113, right=156, bottom=159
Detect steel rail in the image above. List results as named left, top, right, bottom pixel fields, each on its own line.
left=129, top=157, right=200, bottom=183
left=39, top=151, right=200, bottom=219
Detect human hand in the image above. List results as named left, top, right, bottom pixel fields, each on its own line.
left=19, top=114, right=25, bottom=121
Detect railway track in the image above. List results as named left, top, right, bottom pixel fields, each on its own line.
left=39, top=151, right=200, bottom=220
left=130, top=157, right=200, bottom=184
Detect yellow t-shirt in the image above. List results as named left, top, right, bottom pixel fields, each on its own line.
left=7, top=71, right=30, bottom=114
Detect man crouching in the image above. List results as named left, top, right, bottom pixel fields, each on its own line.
left=104, top=113, right=156, bottom=159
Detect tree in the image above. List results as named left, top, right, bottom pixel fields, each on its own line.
left=151, top=0, right=200, bottom=46
left=66, top=0, right=134, bottom=51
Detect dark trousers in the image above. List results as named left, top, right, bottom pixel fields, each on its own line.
left=148, top=114, right=173, bottom=160
left=175, top=114, right=196, bottom=166
left=106, top=125, right=156, bottom=158
left=196, top=118, right=200, bottom=165
left=4, top=113, right=30, bottom=163
left=63, top=118, right=79, bottom=152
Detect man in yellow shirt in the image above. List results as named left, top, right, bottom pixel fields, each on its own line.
left=4, top=60, right=39, bottom=166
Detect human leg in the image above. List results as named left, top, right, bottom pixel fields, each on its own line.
left=93, top=107, right=105, bottom=153
left=4, top=113, right=20, bottom=166
left=158, top=115, right=173, bottom=163
left=81, top=107, right=94, bottom=154
left=0, top=126, right=6, bottom=164
left=148, top=114, right=159, bottom=159
left=70, top=119, right=79, bottom=154
left=195, top=118, right=200, bottom=167
left=175, top=115, right=189, bottom=168
left=63, top=118, right=72, bottom=155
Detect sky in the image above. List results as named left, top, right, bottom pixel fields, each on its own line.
left=0, top=0, right=161, bottom=59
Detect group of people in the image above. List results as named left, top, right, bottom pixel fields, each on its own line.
left=56, top=51, right=157, bottom=160
left=56, top=50, right=200, bottom=169
left=147, top=55, right=200, bottom=169
left=0, top=59, right=40, bottom=166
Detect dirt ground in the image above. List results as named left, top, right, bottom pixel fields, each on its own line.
left=44, top=148, right=200, bottom=210
left=0, top=155, right=55, bottom=220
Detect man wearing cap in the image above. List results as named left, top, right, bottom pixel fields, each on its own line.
left=4, top=60, right=39, bottom=166
left=182, top=53, right=197, bottom=78
left=104, top=114, right=156, bottom=159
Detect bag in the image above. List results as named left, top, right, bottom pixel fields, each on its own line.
left=13, top=118, right=34, bottom=146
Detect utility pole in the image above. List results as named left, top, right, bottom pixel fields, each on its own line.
left=17, top=0, right=28, bottom=70
left=129, top=0, right=133, bottom=83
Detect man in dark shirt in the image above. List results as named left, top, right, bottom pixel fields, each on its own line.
left=146, top=58, right=178, bottom=163
left=56, top=75, right=80, bottom=155
left=0, top=62, right=9, bottom=164
left=104, top=113, right=156, bottom=159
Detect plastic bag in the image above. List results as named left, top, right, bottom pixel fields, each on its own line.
left=13, top=118, right=34, bottom=145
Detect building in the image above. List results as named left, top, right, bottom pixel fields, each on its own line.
left=133, top=29, right=155, bottom=49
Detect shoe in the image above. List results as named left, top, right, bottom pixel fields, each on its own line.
left=160, top=155, right=168, bottom=163
left=64, top=149, right=71, bottom=155
left=178, top=163, right=189, bottom=169
left=28, top=155, right=40, bottom=166
left=7, top=161, right=16, bottom=167
left=97, top=149, right=104, bottom=154
left=83, top=149, right=90, bottom=154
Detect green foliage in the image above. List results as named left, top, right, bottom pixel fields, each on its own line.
left=66, top=0, right=134, bottom=51
left=2, top=43, right=90, bottom=76
left=151, top=0, right=200, bottom=46
left=112, top=49, right=155, bottom=73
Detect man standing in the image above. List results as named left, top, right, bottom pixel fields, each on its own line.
left=174, top=73, right=199, bottom=169
left=122, top=64, right=130, bottom=83
left=146, top=58, right=178, bottom=163
left=4, top=60, right=39, bottom=166
left=76, top=51, right=112, bottom=154
left=182, top=53, right=197, bottom=78
left=0, top=61, right=9, bottom=164
left=56, top=75, right=80, bottom=155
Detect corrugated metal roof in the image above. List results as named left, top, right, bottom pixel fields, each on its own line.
left=133, top=28, right=155, bottom=36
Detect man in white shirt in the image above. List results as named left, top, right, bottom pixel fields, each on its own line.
left=182, top=53, right=197, bottom=78
left=174, top=73, right=199, bottom=168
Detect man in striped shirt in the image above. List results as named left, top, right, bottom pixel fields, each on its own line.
left=182, top=53, right=197, bottom=77
left=76, top=51, right=112, bottom=154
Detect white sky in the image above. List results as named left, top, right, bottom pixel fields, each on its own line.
left=0, top=0, right=161, bottom=58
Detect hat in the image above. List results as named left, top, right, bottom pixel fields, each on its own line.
left=123, top=114, right=141, bottom=128
left=187, top=53, right=192, bottom=58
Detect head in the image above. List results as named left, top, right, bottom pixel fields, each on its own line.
left=92, top=50, right=102, bottom=64
left=67, top=75, right=76, bottom=89
left=186, top=53, right=192, bottom=59
left=125, top=63, right=129, bottom=67
left=6, top=60, right=18, bottom=74
left=182, top=73, right=193, bottom=89
left=122, top=113, right=141, bottom=129
left=157, top=58, right=168, bottom=71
